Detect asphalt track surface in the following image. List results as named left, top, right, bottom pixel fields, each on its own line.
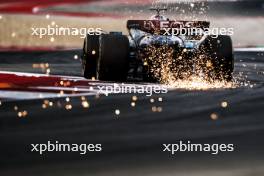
left=0, top=49, right=264, bottom=175
left=1, top=0, right=264, bottom=175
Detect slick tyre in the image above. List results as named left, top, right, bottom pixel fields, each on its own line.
left=200, top=35, right=234, bottom=81
left=97, top=34, right=129, bottom=81
left=82, top=35, right=99, bottom=79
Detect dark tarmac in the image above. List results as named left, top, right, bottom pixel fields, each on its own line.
left=0, top=49, right=264, bottom=175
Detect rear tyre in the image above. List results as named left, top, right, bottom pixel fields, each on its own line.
left=97, top=34, right=129, bottom=81
left=82, top=35, right=99, bottom=79
left=200, top=35, right=234, bottom=81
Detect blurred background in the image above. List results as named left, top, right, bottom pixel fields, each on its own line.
left=0, top=0, right=264, bottom=50
left=1, top=1, right=264, bottom=176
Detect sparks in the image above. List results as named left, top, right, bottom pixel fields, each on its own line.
left=221, top=101, right=228, bottom=108
left=131, top=102, right=136, bottom=107
left=65, top=104, right=72, bottom=110
left=82, top=101, right=90, bottom=108
left=115, top=109, right=120, bottom=115
left=132, top=96, right=138, bottom=101
left=210, top=113, right=218, bottom=120
left=18, top=111, right=28, bottom=118
left=74, top=54, right=78, bottom=60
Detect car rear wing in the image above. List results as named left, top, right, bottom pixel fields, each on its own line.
left=127, top=20, right=210, bottom=34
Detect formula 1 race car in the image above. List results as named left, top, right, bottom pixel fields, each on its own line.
left=81, top=8, right=234, bottom=83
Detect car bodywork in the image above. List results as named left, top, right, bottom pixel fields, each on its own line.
left=82, top=8, right=233, bottom=82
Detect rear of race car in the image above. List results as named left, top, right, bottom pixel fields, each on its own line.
left=81, top=11, right=234, bottom=83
